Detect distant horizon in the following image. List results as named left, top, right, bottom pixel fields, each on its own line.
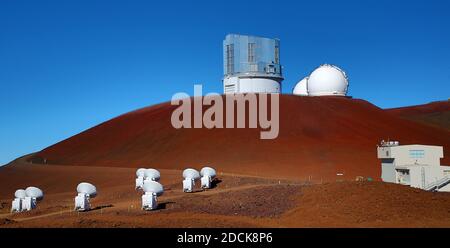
left=1, top=0, right=449, bottom=165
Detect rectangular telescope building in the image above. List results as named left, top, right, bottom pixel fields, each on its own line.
left=377, top=141, right=450, bottom=192
left=223, top=34, right=283, bottom=94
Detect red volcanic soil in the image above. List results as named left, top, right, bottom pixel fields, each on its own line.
left=386, top=100, right=450, bottom=131
left=386, top=100, right=450, bottom=116
left=1, top=161, right=450, bottom=228
left=3, top=96, right=450, bottom=228
left=280, top=181, right=450, bottom=227
left=28, top=95, right=450, bottom=182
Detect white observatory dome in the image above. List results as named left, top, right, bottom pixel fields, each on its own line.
left=293, top=77, right=309, bottom=96
left=307, top=64, right=348, bottom=96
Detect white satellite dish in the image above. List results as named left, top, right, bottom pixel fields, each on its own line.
left=307, top=64, right=349, bottom=96
left=22, top=187, right=44, bottom=212
left=144, top=169, right=161, bottom=181
left=11, top=189, right=27, bottom=213
left=135, top=168, right=146, bottom=190
left=25, top=187, right=44, bottom=201
left=75, top=182, right=97, bottom=212
left=142, top=181, right=164, bottom=211
left=77, top=182, right=97, bottom=198
left=293, top=77, right=309, bottom=96
left=136, top=168, right=146, bottom=178
left=200, top=167, right=216, bottom=178
left=200, top=167, right=217, bottom=189
left=143, top=181, right=164, bottom=196
left=14, top=189, right=26, bottom=199
left=182, top=168, right=200, bottom=193
left=183, top=168, right=200, bottom=180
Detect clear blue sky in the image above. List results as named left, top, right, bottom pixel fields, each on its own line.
left=1, top=0, right=449, bottom=165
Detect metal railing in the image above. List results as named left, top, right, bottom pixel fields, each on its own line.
left=424, top=176, right=450, bottom=191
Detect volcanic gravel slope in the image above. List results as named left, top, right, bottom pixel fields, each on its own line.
left=280, top=181, right=450, bottom=227
left=28, top=95, right=450, bottom=182
left=1, top=161, right=450, bottom=228
left=386, top=100, right=450, bottom=131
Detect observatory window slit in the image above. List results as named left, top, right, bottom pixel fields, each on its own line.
left=248, top=43, right=256, bottom=63
left=226, top=44, right=234, bottom=74
left=275, top=45, right=280, bottom=64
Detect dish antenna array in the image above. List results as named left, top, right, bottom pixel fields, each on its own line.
left=142, top=180, right=164, bottom=210
left=12, top=187, right=44, bottom=212
left=182, top=168, right=201, bottom=193
left=200, top=167, right=217, bottom=189
left=74, top=182, right=97, bottom=211
left=11, top=166, right=219, bottom=213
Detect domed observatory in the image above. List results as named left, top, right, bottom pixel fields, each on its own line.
left=292, top=77, right=309, bottom=96
left=307, top=64, right=349, bottom=96
left=223, top=34, right=283, bottom=94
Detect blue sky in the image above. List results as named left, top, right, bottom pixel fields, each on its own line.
left=1, top=0, right=449, bottom=165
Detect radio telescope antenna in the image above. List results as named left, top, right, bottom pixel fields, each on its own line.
left=142, top=181, right=164, bottom=211
left=182, top=168, right=200, bottom=193
left=144, top=169, right=161, bottom=182
left=200, top=167, right=217, bottom=189
left=135, top=168, right=146, bottom=190
left=74, top=182, right=97, bottom=212
left=23, top=187, right=44, bottom=211
left=11, top=189, right=26, bottom=213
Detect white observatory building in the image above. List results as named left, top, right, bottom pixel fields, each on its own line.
left=377, top=141, right=450, bottom=192
left=223, top=34, right=283, bottom=94
left=293, top=64, right=349, bottom=96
